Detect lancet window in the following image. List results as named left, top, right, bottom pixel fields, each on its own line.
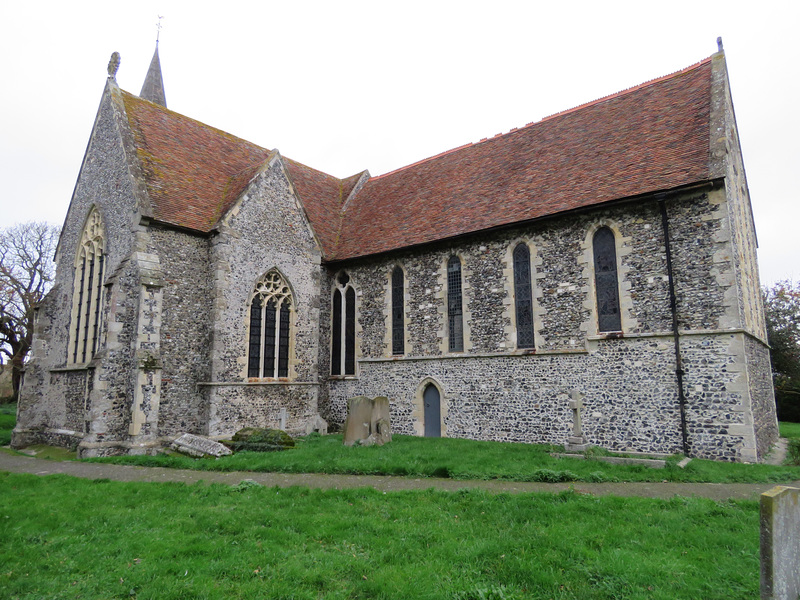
left=331, top=272, right=356, bottom=375
left=391, top=266, right=404, bottom=355
left=513, top=243, right=535, bottom=348
left=247, top=270, right=293, bottom=378
left=593, top=227, right=622, bottom=332
left=447, top=256, right=464, bottom=352
left=68, top=208, right=106, bottom=365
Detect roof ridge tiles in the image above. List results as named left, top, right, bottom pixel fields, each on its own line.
left=369, top=56, right=713, bottom=183
left=534, top=56, right=713, bottom=125
left=371, top=142, right=475, bottom=181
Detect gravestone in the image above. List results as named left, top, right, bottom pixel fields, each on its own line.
left=171, top=433, right=233, bottom=458
left=343, top=396, right=392, bottom=447
left=565, top=390, right=588, bottom=452
left=761, top=486, right=800, bottom=599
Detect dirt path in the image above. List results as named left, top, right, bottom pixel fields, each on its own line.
left=1, top=451, right=797, bottom=501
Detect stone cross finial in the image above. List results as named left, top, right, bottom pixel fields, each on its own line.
left=717, top=37, right=724, bottom=52
left=107, top=52, right=121, bottom=79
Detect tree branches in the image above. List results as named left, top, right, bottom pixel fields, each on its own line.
left=764, top=280, right=800, bottom=420
left=0, top=222, right=59, bottom=399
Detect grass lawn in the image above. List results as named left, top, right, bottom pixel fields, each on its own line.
left=86, top=431, right=800, bottom=484
left=0, top=403, right=15, bottom=446
left=0, top=471, right=759, bottom=600
left=779, top=421, right=800, bottom=439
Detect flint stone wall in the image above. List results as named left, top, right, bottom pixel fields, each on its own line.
left=14, top=88, right=140, bottom=449
left=204, top=157, right=323, bottom=435
left=151, top=228, right=213, bottom=436
left=321, top=192, right=776, bottom=461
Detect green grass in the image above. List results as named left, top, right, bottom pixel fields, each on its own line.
left=0, top=403, right=15, bottom=446
left=779, top=421, right=800, bottom=439
left=0, top=472, right=759, bottom=599
left=86, top=433, right=800, bottom=484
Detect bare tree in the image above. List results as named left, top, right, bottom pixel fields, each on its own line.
left=0, top=222, right=59, bottom=401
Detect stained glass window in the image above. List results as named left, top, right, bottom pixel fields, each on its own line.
left=331, top=289, right=342, bottom=376
left=247, top=270, right=294, bottom=378
left=593, top=227, right=622, bottom=332
left=331, top=273, right=357, bottom=375
left=69, top=208, right=105, bottom=364
left=513, top=243, right=535, bottom=348
left=447, top=256, right=464, bottom=352
left=391, top=267, right=404, bottom=355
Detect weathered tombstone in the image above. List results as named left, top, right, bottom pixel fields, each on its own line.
left=761, top=486, right=800, bottom=600
left=343, top=396, right=392, bottom=447
left=279, top=407, right=287, bottom=431
left=565, top=390, right=588, bottom=452
left=305, top=414, right=329, bottom=435
left=171, top=433, right=233, bottom=458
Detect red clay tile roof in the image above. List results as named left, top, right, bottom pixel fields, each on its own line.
left=121, top=92, right=272, bottom=231
left=330, top=58, right=713, bottom=260
left=119, top=57, right=714, bottom=261
left=283, top=158, right=349, bottom=254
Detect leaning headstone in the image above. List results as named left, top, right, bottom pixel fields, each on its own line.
left=761, top=486, right=800, bottom=599
left=343, top=396, right=392, bottom=446
left=171, top=433, right=233, bottom=458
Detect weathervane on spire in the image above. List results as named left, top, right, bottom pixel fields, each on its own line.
left=156, top=15, right=164, bottom=45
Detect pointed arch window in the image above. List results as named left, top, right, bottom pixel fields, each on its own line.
left=513, top=243, right=535, bottom=349
left=593, top=227, right=622, bottom=332
left=247, top=270, right=293, bottom=378
left=391, top=266, right=404, bottom=355
left=68, top=208, right=106, bottom=365
left=447, top=256, right=464, bottom=352
left=332, top=272, right=356, bottom=376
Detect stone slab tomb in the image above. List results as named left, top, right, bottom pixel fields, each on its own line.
left=761, top=486, right=800, bottom=599
left=343, top=396, right=392, bottom=447
left=171, top=433, right=233, bottom=458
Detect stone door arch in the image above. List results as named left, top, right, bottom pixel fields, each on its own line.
left=413, top=377, right=447, bottom=437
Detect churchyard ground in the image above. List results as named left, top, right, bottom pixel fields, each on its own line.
left=1, top=471, right=760, bottom=600
left=86, top=431, right=800, bottom=484
left=4, top=408, right=800, bottom=598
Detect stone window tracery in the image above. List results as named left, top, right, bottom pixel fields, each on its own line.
left=391, top=266, right=404, bottom=355
left=247, top=270, right=293, bottom=378
left=593, top=227, right=622, bottom=332
left=331, top=272, right=356, bottom=375
left=447, top=256, right=464, bottom=352
left=68, top=208, right=105, bottom=365
left=513, top=243, right=535, bottom=348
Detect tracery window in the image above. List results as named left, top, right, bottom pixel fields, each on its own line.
left=68, top=208, right=105, bottom=365
left=247, top=270, right=293, bottom=378
left=447, top=256, right=464, bottom=352
left=391, top=266, right=404, bottom=355
left=513, top=243, right=535, bottom=348
left=593, top=227, right=622, bottom=332
left=331, top=272, right=356, bottom=375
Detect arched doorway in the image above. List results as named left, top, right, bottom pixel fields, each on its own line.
left=423, top=383, right=441, bottom=437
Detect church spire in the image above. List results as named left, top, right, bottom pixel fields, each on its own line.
left=139, top=44, right=167, bottom=107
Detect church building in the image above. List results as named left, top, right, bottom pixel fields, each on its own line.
left=13, top=42, right=778, bottom=462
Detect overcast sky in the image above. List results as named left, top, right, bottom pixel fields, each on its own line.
left=1, top=1, right=797, bottom=285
